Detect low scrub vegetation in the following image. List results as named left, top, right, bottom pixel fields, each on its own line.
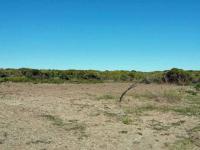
left=0, top=68, right=199, bottom=84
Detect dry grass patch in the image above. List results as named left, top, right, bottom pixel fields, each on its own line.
left=26, top=139, right=51, bottom=145
left=186, top=124, right=200, bottom=147
left=169, top=138, right=197, bottom=150
left=42, top=114, right=65, bottom=126
left=169, top=124, right=200, bottom=149
left=97, top=94, right=115, bottom=100
left=124, top=104, right=200, bottom=117
left=125, top=88, right=200, bottom=118
left=132, top=90, right=183, bottom=103
left=0, top=132, right=7, bottom=144
left=41, top=114, right=87, bottom=139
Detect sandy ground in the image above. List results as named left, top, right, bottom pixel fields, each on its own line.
left=0, top=83, right=199, bottom=150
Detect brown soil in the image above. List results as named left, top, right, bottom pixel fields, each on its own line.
left=0, top=83, right=199, bottom=150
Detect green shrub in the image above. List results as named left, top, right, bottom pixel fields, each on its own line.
left=120, top=74, right=130, bottom=81
left=0, top=68, right=198, bottom=84
left=6, top=77, right=30, bottom=82
left=194, top=83, right=200, bottom=91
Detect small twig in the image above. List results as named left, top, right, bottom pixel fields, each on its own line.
left=119, top=83, right=136, bottom=102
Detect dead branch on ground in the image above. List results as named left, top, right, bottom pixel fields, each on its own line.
left=119, top=83, right=137, bottom=102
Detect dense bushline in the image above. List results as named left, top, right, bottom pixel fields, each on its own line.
left=0, top=68, right=199, bottom=84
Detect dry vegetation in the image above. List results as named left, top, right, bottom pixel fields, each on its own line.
left=0, top=82, right=200, bottom=150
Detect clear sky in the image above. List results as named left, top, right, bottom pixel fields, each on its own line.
left=0, top=0, right=199, bottom=71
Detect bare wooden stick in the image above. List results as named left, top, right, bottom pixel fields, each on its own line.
left=119, top=83, right=136, bottom=102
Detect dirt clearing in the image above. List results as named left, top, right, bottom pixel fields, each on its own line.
left=0, top=83, right=200, bottom=150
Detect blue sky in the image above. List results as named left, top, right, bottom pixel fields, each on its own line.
left=0, top=0, right=199, bottom=71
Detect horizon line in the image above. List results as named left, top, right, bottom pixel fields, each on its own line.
left=1, top=67, right=200, bottom=72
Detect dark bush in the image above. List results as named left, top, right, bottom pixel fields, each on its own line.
left=59, top=74, right=69, bottom=80
left=82, top=72, right=101, bottom=80
left=164, top=68, right=192, bottom=84
left=141, top=78, right=151, bottom=84
left=0, top=73, right=8, bottom=78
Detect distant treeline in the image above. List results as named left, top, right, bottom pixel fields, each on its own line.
left=0, top=68, right=199, bottom=84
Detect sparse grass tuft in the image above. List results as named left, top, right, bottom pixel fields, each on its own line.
left=103, top=111, right=118, bottom=117
left=122, top=116, right=132, bottom=125
left=41, top=114, right=87, bottom=139
left=171, top=120, right=185, bottom=126
left=186, top=95, right=200, bottom=105
left=124, top=104, right=163, bottom=115
left=119, top=130, right=128, bottom=134
left=125, top=104, right=200, bottom=117
left=0, top=132, right=7, bottom=144
left=185, top=90, right=198, bottom=96
left=190, top=124, right=200, bottom=132
left=162, top=90, right=183, bottom=102
left=97, top=94, right=115, bottom=100
left=26, top=139, right=51, bottom=145
left=169, top=138, right=196, bottom=150
left=171, top=105, right=200, bottom=116
left=186, top=124, right=200, bottom=147
left=64, top=121, right=86, bottom=132
left=133, top=91, right=157, bottom=100
left=149, top=119, right=170, bottom=131
left=42, top=114, right=65, bottom=126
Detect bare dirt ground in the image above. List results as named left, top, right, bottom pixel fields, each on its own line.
left=0, top=83, right=200, bottom=150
